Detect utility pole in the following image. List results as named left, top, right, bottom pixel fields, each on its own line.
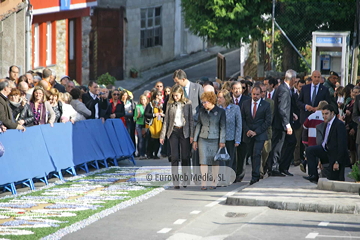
left=271, top=0, right=275, bottom=70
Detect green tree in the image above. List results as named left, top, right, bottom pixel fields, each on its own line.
left=182, top=0, right=356, bottom=72
left=275, top=0, right=356, bottom=71
left=182, top=0, right=271, bottom=47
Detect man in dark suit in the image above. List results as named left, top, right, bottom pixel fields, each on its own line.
left=82, top=81, right=108, bottom=119
left=352, top=94, right=360, bottom=162
left=266, top=69, right=295, bottom=177
left=304, top=104, right=349, bottom=183
left=259, top=83, right=274, bottom=179
left=297, top=70, right=331, bottom=171
left=264, top=77, right=278, bottom=100
left=241, top=86, right=271, bottom=184
left=297, top=70, right=331, bottom=124
left=173, top=69, right=203, bottom=183
left=293, top=79, right=306, bottom=166
left=231, top=81, right=250, bottom=182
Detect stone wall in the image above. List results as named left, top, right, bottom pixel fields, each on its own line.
left=42, top=20, right=67, bottom=81
left=0, top=9, right=26, bottom=77
left=82, top=16, right=91, bottom=85
left=125, top=0, right=175, bottom=77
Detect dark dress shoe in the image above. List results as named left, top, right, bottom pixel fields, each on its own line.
left=303, top=175, right=318, bottom=183
left=249, top=179, right=259, bottom=185
left=281, top=170, right=294, bottom=176
left=269, top=171, right=286, bottom=177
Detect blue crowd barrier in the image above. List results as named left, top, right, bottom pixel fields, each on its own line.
left=0, top=119, right=135, bottom=194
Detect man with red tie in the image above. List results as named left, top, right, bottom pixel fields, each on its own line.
left=231, top=81, right=250, bottom=182
left=241, top=86, right=271, bottom=184
left=264, top=77, right=278, bottom=100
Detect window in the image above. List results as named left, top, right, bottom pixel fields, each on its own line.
left=140, top=7, right=162, bottom=49
left=32, top=21, right=56, bottom=68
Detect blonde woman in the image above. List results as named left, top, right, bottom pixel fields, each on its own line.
left=29, top=86, right=55, bottom=126
left=48, top=88, right=62, bottom=123
left=160, top=85, right=194, bottom=189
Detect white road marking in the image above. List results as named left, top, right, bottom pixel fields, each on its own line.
left=318, top=221, right=329, bottom=226
left=173, top=219, right=187, bottom=225
left=306, top=233, right=319, bottom=239
left=316, top=235, right=360, bottom=239
left=190, top=210, right=201, bottom=215
left=205, top=185, right=247, bottom=207
left=157, top=228, right=172, bottom=233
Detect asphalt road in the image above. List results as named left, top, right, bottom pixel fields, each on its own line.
left=63, top=159, right=360, bottom=240
left=132, top=49, right=240, bottom=100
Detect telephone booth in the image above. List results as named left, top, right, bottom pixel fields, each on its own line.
left=311, top=31, right=350, bottom=86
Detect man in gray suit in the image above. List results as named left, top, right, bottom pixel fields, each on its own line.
left=173, top=69, right=203, bottom=183
left=173, top=69, right=203, bottom=118
left=241, top=86, right=271, bottom=184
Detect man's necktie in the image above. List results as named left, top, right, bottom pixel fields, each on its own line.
left=183, top=87, right=188, bottom=98
left=322, top=122, right=330, bottom=150
left=268, top=93, right=271, bottom=99
left=311, top=85, right=317, bottom=106
left=253, top=102, right=257, bottom=119
left=235, top=98, right=239, bottom=105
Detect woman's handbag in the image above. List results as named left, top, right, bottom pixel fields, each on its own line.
left=214, top=147, right=230, bottom=161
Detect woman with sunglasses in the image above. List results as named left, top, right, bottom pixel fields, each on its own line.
left=105, top=89, right=125, bottom=122
left=8, top=88, right=34, bottom=126
left=160, top=85, right=194, bottom=189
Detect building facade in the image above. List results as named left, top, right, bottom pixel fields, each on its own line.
left=0, top=0, right=27, bottom=78
left=91, top=0, right=205, bottom=80
left=31, top=0, right=97, bottom=85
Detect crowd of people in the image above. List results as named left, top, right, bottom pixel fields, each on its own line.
left=1, top=65, right=360, bottom=189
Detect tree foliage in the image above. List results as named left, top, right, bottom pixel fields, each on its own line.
left=182, top=0, right=357, bottom=71
left=181, top=0, right=271, bottom=47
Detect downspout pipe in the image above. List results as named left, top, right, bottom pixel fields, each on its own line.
left=25, top=0, right=33, bottom=71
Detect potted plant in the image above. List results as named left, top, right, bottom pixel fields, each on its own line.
left=348, top=161, right=360, bottom=182
left=130, top=68, right=139, bottom=78
left=97, top=72, right=116, bottom=86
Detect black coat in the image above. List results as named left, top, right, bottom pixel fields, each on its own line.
left=9, top=102, right=35, bottom=126
left=297, top=83, right=331, bottom=124
left=104, top=100, right=125, bottom=119
left=82, top=92, right=108, bottom=119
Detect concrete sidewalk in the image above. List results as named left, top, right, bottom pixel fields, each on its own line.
left=114, top=46, right=231, bottom=92
left=226, top=166, right=360, bottom=214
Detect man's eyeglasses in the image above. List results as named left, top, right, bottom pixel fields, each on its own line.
left=113, top=93, right=120, bottom=96
left=242, top=87, right=246, bottom=89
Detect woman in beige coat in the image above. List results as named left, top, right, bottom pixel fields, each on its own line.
left=160, top=85, right=194, bottom=189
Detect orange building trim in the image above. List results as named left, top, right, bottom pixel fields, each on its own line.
left=52, top=21, right=57, bottom=64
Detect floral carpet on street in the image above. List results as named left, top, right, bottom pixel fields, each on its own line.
left=0, top=167, right=163, bottom=240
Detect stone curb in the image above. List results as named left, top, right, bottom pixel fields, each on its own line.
left=317, top=178, right=360, bottom=194
left=225, top=196, right=360, bottom=215
left=120, top=47, right=234, bottom=92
